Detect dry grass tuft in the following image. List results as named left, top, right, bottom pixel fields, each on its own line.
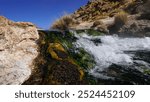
left=114, top=11, right=128, bottom=27
left=51, top=15, right=77, bottom=30
left=108, top=11, right=128, bottom=33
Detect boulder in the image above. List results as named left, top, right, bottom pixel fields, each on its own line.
left=0, top=16, right=39, bottom=84
left=118, top=15, right=150, bottom=37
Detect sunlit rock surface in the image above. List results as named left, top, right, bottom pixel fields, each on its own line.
left=0, top=16, right=39, bottom=84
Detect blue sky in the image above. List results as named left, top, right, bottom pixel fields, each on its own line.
left=0, top=0, right=88, bottom=29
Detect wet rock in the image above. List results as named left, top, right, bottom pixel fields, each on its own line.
left=133, top=50, right=150, bottom=63
left=43, top=60, right=83, bottom=84
left=91, top=38, right=101, bottom=46
left=106, top=64, right=150, bottom=85
left=0, top=16, right=39, bottom=84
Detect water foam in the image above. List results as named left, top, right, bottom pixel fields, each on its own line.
left=75, top=34, right=150, bottom=79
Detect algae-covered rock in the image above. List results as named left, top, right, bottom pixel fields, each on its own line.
left=43, top=60, right=83, bottom=84
left=144, top=69, right=150, bottom=75
left=47, top=43, right=67, bottom=60
left=24, top=30, right=86, bottom=85
left=71, top=48, right=96, bottom=70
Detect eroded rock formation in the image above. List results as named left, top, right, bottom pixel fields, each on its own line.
left=0, top=16, right=39, bottom=84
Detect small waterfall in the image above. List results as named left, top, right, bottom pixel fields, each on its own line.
left=74, top=33, right=150, bottom=83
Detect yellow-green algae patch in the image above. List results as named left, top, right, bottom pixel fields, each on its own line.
left=24, top=30, right=86, bottom=85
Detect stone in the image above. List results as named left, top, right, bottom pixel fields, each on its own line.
left=0, top=16, right=39, bottom=84
left=92, top=20, right=104, bottom=28
left=119, top=17, right=150, bottom=37
left=97, top=25, right=109, bottom=34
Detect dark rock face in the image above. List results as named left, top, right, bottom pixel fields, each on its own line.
left=105, top=64, right=150, bottom=85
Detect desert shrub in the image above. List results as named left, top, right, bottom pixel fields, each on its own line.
left=108, top=11, right=128, bottom=33
left=114, top=11, right=128, bottom=27
left=51, top=15, right=76, bottom=30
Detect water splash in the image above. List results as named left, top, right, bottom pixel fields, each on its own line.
left=75, top=33, right=150, bottom=79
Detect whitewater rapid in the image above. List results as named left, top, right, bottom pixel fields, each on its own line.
left=75, top=33, right=150, bottom=79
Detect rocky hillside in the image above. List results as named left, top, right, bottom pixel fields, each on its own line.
left=51, top=0, right=150, bottom=36
left=73, top=0, right=132, bottom=22
left=71, top=0, right=150, bottom=36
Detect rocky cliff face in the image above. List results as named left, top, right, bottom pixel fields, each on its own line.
left=72, top=0, right=150, bottom=36
left=73, top=0, right=132, bottom=22
left=0, top=16, right=39, bottom=84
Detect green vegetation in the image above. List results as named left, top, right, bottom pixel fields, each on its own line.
left=144, top=69, right=150, bottom=75
left=76, top=29, right=104, bottom=36
left=23, top=29, right=99, bottom=85
left=24, top=0, right=150, bottom=85
left=87, top=29, right=104, bottom=36
left=70, top=48, right=96, bottom=70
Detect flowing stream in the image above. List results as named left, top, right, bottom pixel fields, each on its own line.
left=75, top=33, right=150, bottom=84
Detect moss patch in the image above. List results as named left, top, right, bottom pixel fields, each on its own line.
left=23, top=29, right=99, bottom=85
left=144, top=69, right=150, bottom=75
left=76, top=29, right=104, bottom=36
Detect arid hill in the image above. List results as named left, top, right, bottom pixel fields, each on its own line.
left=51, top=0, right=150, bottom=36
